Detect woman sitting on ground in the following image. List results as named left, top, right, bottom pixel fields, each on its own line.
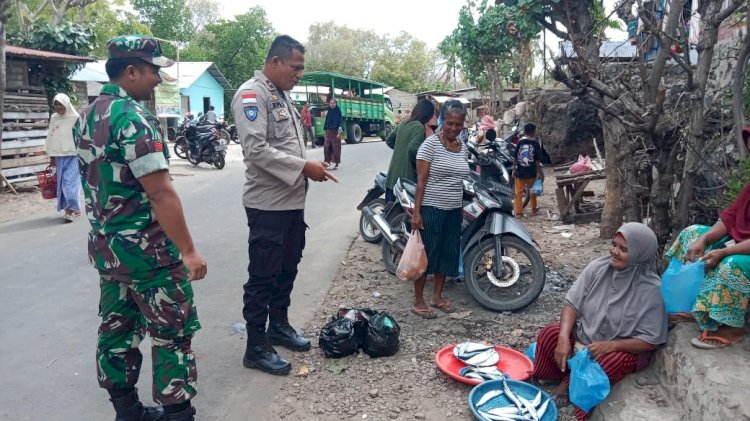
left=665, top=157, right=750, bottom=350
left=531, top=222, right=668, bottom=420
left=384, top=99, right=437, bottom=203
left=410, top=100, right=470, bottom=318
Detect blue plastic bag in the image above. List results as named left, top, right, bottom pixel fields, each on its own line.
left=660, top=257, right=705, bottom=314
left=524, top=342, right=537, bottom=363
left=531, top=179, right=544, bottom=195
left=568, top=348, right=610, bottom=413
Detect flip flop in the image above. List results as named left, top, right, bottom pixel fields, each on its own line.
left=668, top=312, right=694, bottom=323
left=690, top=331, right=743, bottom=349
left=431, top=300, right=455, bottom=314
left=411, top=307, right=437, bottom=319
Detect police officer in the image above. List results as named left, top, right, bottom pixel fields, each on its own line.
left=75, top=35, right=207, bottom=421
left=232, top=35, right=336, bottom=375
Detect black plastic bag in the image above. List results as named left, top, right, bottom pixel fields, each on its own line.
left=318, top=308, right=372, bottom=358
left=362, top=311, right=401, bottom=358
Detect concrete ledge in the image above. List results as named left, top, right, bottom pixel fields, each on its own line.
left=655, top=323, right=750, bottom=420
left=590, top=364, right=680, bottom=421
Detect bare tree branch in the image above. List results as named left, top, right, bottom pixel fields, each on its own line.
left=732, top=4, right=750, bottom=157
left=713, top=0, right=747, bottom=25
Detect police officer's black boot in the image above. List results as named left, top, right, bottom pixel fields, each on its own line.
left=243, top=325, right=292, bottom=375
left=163, top=402, right=195, bottom=421
left=109, top=387, right=165, bottom=421
left=267, top=309, right=311, bottom=352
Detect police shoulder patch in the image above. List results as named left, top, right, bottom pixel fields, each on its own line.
left=244, top=106, right=258, bottom=121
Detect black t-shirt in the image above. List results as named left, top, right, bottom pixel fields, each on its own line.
left=514, top=137, right=541, bottom=179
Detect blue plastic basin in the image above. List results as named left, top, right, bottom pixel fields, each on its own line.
left=468, top=379, right=558, bottom=421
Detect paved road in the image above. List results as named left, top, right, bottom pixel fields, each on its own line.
left=0, top=139, right=391, bottom=421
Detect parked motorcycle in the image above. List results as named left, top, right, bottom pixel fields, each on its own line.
left=356, top=172, right=387, bottom=243
left=228, top=124, right=240, bottom=144
left=363, top=167, right=546, bottom=312
left=186, top=124, right=227, bottom=169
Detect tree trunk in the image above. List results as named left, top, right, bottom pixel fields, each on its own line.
left=600, top=112, right=626, bottom=238
left=733, top=5, right=750, bottom=157
left=0, top=3, right=7, bottom=191
left=652, top=139, right=679, bottom=244
left=675, top=1, right=727, bottom=230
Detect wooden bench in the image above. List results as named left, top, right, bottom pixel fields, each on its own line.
left=555, top=170, right=606, bottom=224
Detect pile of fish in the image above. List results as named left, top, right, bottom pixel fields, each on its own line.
left=459, top=366, right=506, bottom=382
left=475, top=380, right=551, bottom=421
left=454, top=342, right=500, bottom=367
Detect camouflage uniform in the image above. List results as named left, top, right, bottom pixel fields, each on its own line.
left=75, top=36, right=199, bottom=406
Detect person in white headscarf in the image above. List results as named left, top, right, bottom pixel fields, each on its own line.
left=45, top=93, right=82, bottom=222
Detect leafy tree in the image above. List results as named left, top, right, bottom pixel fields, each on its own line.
left=187, top=0, right=219, bottom=32
left=180, top=7, right=274, bottom=89
left=132, top=0, right=193, bottom=44
left=441, top=1, right=541, bottom=114
left=370, top=32, right=434, bottom=92
left=305, top=22, right=384, bottom=79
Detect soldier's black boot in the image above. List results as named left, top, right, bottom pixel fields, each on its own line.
left=163, top=403, right=195, bottom=421
left=267, top=309, right=311, bottom=352
left=243, top=326, right=292, bottom=375
left=109, top=388, right=165, bottom=421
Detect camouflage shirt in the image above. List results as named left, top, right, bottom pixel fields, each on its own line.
left=75, top=83, right=180, bottom=278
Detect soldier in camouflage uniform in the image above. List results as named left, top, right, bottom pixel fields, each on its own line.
left=74, top=35, right=207, bottom=421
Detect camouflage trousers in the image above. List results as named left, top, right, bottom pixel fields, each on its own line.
left=96, top=266, right=200, bottom=405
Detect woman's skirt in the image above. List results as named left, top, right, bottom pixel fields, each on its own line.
left=421, top=205, right=461, bottom=277
left=665, top=224, right=750, bottom=331
left=323, top=129, right=341, bottom=164
left=54, top=156, right=81, bottom=213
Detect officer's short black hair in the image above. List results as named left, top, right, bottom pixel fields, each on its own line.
left=209, top=105, right=215, bottom=110
left=524, top=122, right=537, bottom=135
left=266, top=35, right=306, bottom=63
left=106, top=58, right=153, bottom=80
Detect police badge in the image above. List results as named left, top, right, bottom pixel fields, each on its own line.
left=244, top=106, right=258, bottom=121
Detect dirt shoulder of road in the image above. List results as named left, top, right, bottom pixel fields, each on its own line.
left=266, top=177, right=612, bottom=421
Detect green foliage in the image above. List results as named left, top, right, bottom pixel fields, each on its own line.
left=728, top=158, right=750, bottom=203
left=83, top=1, right=152, bottom=58
left=133, top=0, right=193, bottom=42
left=180, top=7, right=274, bottom=90
left=305, top=22, right=383, bottom=79
left=441, top=1, right=541, bottom=92
left=370, top=32, right=435, bottom=92
left=589, top=0, right=623, bottom=39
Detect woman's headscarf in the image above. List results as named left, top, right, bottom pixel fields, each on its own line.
left=564, top=222, right=668, bottom=346
left=45, top=93, right=80, bottom=155
left=479, top=115, right=496, bottom=131
left=721, top=181, right=750, bottom=242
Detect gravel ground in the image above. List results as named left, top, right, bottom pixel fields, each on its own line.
left=267, top=177, right=611, bottom=421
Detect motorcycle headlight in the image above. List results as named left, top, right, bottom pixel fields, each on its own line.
left=475, top=190, right=500, bottom=209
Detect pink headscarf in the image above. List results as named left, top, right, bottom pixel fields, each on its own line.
left=480, top=115, right=496, bottom=131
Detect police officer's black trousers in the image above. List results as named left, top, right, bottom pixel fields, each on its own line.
left=243, top=208, right=306, bottom=331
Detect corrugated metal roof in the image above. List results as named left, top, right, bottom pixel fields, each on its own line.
left=5, top=45, right=93, bottom=62
left=72, top=60, right=233, bottom=91
left=559, top=40, right=637, bottom=60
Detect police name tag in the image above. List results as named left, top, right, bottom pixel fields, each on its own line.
left=244, top=106, right=258, bottom=121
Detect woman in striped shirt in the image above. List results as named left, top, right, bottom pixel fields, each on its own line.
left=410, top=100, right=470, bottom=318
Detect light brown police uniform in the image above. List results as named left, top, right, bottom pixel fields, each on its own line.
left=231, top=70, right=307, bottom=210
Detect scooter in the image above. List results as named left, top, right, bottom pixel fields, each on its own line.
left=363, top=167, right=546, bottom=312
left=356, top=172, right=387, bottom=243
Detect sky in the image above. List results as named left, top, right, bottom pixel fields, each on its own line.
left=216, top=0, right=627, bottom=51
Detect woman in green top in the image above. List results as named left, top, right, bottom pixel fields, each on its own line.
left=384, top=100, right=437, bottom=203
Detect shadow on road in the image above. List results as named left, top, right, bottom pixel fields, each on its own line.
left=0, top=215, right=66, bottom=235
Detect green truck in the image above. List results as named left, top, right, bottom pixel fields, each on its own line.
left=292, top=72, right=395, bottom=145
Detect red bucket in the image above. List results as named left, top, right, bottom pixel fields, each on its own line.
left=37, top=166, right=57, bottom=200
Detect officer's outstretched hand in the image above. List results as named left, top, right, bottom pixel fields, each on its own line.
left=303, top=160, right=339, bottom=183
left=184, top=250, right=208, bottom=281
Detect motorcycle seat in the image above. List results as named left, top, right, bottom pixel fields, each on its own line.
left=398, top=179, right=417, bottom=198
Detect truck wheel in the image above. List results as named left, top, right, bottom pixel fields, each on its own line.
left=381, top=123, right=392, bottom=141
left=346, top=123, right=363, bottom=144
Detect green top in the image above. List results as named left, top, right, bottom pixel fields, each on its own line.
left=385, top=120, right=427, bottom=189
left=74, top=83, right=180, bottom=281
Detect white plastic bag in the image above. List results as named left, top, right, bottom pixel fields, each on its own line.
left=396, top=230, right=428, bottom=281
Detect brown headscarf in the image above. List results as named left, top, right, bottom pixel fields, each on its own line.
left=565, top=222, right=668, bottom=346
left=720, top=182, right=750, bottom=242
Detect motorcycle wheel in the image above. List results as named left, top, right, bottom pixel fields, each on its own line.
left=381, top=211, right=409, bottom=275
left=465, top=235, right=545, bottom=312
left=359, top=198, right=385, bottom=243
left=213, top=153, right=226, bottom=169
left=187, top=149, right=200, bottom=166
left=174, top=138, right=188, bottom=159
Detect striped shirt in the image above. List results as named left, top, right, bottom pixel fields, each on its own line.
left=416, top=134, right=470, bottom=210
